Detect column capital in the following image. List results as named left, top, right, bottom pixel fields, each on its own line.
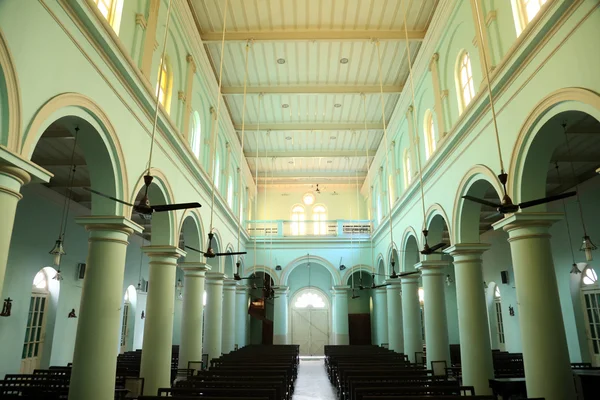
left=206, top=271, right=226, bottom=283
left=373, top=287, right=388, bottom=295
left=142, top=245, right=186, bottom=259
left=223, top=279, right=238, bottom=290
left=492, top=212, right=562, bottom=241
left=179, top=262, right=210, bottom=276
left=416, top=260, right=448, bottom=276
left=274, top=286, right=289, bottom=295
left=385, top=279, right=403, bottom=288
left=76, top=215, right=143, bottom=236
left=331, top=285, right=350, bottom=293
left=400, top=274, right=420, bottom=284
left=0, top=147, right=52, bottom=183
left=236, top=284, right=250, bottom=293
left=444, top=243, right=491, bottom=259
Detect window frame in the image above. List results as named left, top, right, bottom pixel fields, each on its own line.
left=456, top=52, right=475, bottom=113
left=291, top=204, right=306, bottom=236
left=403, top=149, right=412, bottom=188
left=512, top=0, right=548, bottom=36
left=424, top=110, right=437, bottom=160
left=190, top=111, right=202, bottom=159
left=312, top=204, right=328, bottom=236
left=156, top=56, right=173, bottom=113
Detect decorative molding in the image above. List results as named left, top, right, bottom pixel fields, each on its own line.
left=135, top=13, right=147, bottom=29
left=440, top=90, right=449, bottom=100
left=472, top=36, right=478, bottom=47
left=177, top=91, right=186, bottom=102
left=486, top=10, right=497, bottom=26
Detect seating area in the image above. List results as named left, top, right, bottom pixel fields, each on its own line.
left=139, top=344, right=299, bottom=400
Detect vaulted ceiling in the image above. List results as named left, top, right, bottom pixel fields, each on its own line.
left=189, top=0, right=440, bottom=185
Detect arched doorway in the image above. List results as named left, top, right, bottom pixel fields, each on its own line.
left=493, top=285, right=506, bottom=351
left=580, top=266, right=600, bottom=366
left=120, top=285, right=137, bottom=353
left=291, top=288, right=330, bottom=356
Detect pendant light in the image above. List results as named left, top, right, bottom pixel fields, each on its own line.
left=554, top=161, right=582, bottom=274
left=49, top=126, right=80, bottom=280
left=560, top=122, right=597, bottom=261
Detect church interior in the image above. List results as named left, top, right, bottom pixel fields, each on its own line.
left=0, top=0, right=599, bottom=399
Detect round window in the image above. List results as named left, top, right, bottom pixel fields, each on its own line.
left=303, top=192, right=315, bottom=206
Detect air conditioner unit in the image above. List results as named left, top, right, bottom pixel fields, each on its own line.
left=76, top=263, right=86, bottom=280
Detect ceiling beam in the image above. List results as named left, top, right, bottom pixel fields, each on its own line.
left=255, top=171, right=367, bottom=180
left=234, top=123, right=383, bottom=131
left=244, top=150, right=376, bottom=158
left=201, top=30, right=427, bottom=43
left=222, top=85, right=403, bottom=95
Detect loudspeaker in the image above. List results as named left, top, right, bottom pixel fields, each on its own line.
left=501, top=270, right=509, bottom=284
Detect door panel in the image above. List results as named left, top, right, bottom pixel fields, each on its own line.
left=349, top=314, right=372, bottom=345
left=291, top=308, right=329, bottom=356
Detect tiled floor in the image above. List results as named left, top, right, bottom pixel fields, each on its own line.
left=292, top=359, right=337, bottom=400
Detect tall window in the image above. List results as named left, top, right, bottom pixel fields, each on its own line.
left=457, top=52, right=475, bottom=112
left=494, top=286, right=505, bottom=346
left=581, top=267, right=600, bottom=363
left=291, top=205, right=305, bottom=236
left=376, top=194, right=382, bottom=223
left=403, top=150, right=412, bottom=187
left=424, top=110, right=437, bottom=160
left=213, top=154, right=221, bottom=189
left=418, top=287, right=425, bottom=343
left=313, top=205, right=327, bottom=235
left=388, top=174, right=395, bottom=205
left=190, top=112, right=202, bottom=158
left=227, top=175, right=234, bottom=208
left=21, top=271, right=49, bottom=373
left=93, top=0, right=123, bottom=32
left=513, top=0, right=548, bottom=36
left=156, top=57, right=172, bottom=113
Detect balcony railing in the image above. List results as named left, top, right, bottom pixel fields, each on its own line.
left=246, top=219, right=372, bottom=238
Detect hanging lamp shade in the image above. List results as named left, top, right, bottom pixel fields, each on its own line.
left=49, top=238, right=66, bottom=267
left=570, top=263, right=581, bottom=275
left=580, top=235, right=597, bottom=261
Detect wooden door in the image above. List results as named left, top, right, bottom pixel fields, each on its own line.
left=20, top=294, right=48, bottom=373
left=291, top=308, right=330, bottom=356
left=261, top=319, right=273, bottom=345
left=120, top=302, right=130, bottom=353
left=582, top=288, right=600, bottom=366
left=348, top=314, right=372, bottom=345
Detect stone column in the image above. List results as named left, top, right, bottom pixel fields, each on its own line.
left=221, top=279, right=237, bottom=353
left=139, top=246, right=185, bottom=395
left=235, top=285, right=250, bottom=348
left=401, top=275, right=422, bottom=363
left=445, top=244, right=494, bottom=395
left=493, top=213, right=576, bottom=400
left=373, top=287, right=388, bottom=346
left=386, top=280, right=403, bottom=353
left=332, top=285, right=350, bottom=345
left=178, top=262, right=210, bottom=370
left=68, top=216, right=141, bottom=400
left=0, top=166, right=30, bottom=294
left=273, top=286, right=290, bottom=344
left=204, top=272, right=225, bottom=362
left=417, top=260, right=450, bottom=367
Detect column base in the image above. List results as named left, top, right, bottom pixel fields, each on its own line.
left=333, top=334, right=349, bottom=345
left=273, top=335, right=288, bottom=345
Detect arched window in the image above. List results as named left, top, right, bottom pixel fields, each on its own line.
left=494, top=286, right=505, bottom=346
left=93, top=0, right=124, bottom=33
left=424, top=110, right=436, bottom=160
left=291, top=205, right=305, bottom=236
left=583, top=267, right=598, bottom=286
left=457, top=52, right=475, bottom=112
left=388, top=174, right=395, bottom=205
left=156, top=57, right=173, bottom=113
left=313, top=205, right=327, bottom=235
left=294, top=291, right=326, bottom=308
left=376, top=193, right=382, bottom=223
left=32, top=271, right=48, bottom=291
left=190, top=111, right=202, bottom=158
left=512, top=0, right=548, bottom=36
left=403, top=150, right=412, bottom=187
left=227, top=175, right=234, bottom=208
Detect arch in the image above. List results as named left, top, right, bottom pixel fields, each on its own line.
left=0, top=28, right=21, bottom=151
left=290, top=287, right=331, bottom=309
left=424, top=203, right=452, bottom=240
left=223, top=244, right=235, bottom=278
left=508, top=88, right=600, bottom=204
left=21, top=93, right=129, bottom=215
left=455, top=51, right=475, bottom=114
left=452, top=165, right=504, bottom=244
left=376, top=257, right=386, bottom=284
left=341, top=264, right=375, bottom=286
left=423, top=109, right=437, bottom=160
left=401, top=228, right=421, bottom=272
left=190, top=110, right=202, bottom=158
left=130, top=168, right=176, bottom=246
left=312, top=203, right=328, bottom=235
left=281, top=255, right=341, bottom=286
left=247, top=265, right=279, bottom=285
left=206, top=229, right=222, bottom=272
left=178, top=210, right=204, bottom=262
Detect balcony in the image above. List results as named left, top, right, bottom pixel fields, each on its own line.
left=246, top=219, right=372, bottom=238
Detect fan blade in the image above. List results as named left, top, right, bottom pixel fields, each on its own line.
left=397, top=271, right=420, bottom=277
left=184, top=245, right=205, bottom=254
left=214, top=251, right=248, bottom=256
left=519, top=191, right=577, bottom=209
left=428, top=242, right=447, bottom=252
left=152, top=202, right=202, bottom=212
left=373, top=283, right=390, bottom=288
left=462, top=195, right=501, bottom=208
left=84, top=188, right=135, bottom=207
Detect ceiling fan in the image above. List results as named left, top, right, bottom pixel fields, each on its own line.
left=184, top=232, right=246, bottom=259
left=420, top=229, right=447, bottom=256
left=233, top=262, right=255, bottom=281
left=461, top=2, right=576, bottom=219
left=85, top=175, right=201, bottom=217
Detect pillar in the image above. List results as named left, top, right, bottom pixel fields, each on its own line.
left=139, top=246, right=185, bottom=395
left=68, top=216, right=141, bottom=400
left=221, top=279, right=237, bottom=353
left=178, top=262, right=210, bottom=370
left=429, top=53, right=447, bottom=137
left=493, top=213, right=576, bottom=400
left=235, top=285, right=250, bottom=348
left=445, top=244, right=494, bottom=395
left=417, top=260, right=450, bottom=367
left=140, top=0, right=159, bottom=79
left=0, top=166, right=30, bottom=294
left=332, top=285, right=350, bottom=345
left=386, top=280, right=403, bottom=353
left=373, top=287, right=388, bottom=345
left=273, top=286, right=290, bottom=344
left=204, top=272, right=225, bottom=362
left=401, top=275, right=422, bottom=363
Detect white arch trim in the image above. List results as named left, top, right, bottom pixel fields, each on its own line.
left=281, top=255, right=341, bottom=286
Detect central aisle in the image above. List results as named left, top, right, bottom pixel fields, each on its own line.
left=292, top=359, right=337, bottom=400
